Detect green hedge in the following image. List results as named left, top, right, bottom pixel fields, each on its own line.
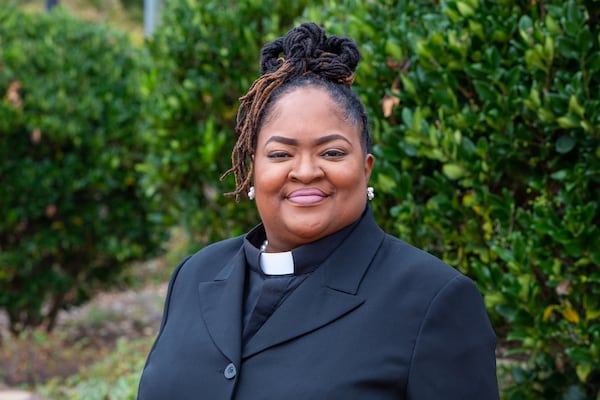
left=305, top=0, right=599, bottom=398
left=0, top=7, right=163, bottom=333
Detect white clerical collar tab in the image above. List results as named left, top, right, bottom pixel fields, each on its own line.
left=260, top=251, right=294, bottom=275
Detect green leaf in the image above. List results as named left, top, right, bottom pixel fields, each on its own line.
left=556, top=116, right=579, bottom=129
left=385, top=39, right=403, bottom=61
left=377, top=173, right=397, bottom=192
left=473, top=80, right=497, bottom=103
left=564, top=0, right=583, bottom=36
left=518, top=15, right=533, bottom=44
left=575, top=363, right=592, bottom=382
left=556, top=37, right=580, bottom=59
left=556, top=135, right=576, bottom=154
left=586, top=52, right=600, bottom=74
left=401, top=108, right=413, bottom=128
left=545, top=14, right=561, bottom=34
left=566, top=347, right=592, bottom=364
left=456, top=1, right=475, bottom=17
left=442, top=163, right=467, bottom=180
left=568, top=95, right=585, bottom=118
left=550, top=170, right=568, bottom=181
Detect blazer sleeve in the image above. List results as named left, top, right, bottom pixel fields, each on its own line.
left=406, top=274, right=500, bottom=399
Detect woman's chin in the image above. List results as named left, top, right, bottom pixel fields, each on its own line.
left=275, top=218, right=331, bottom=247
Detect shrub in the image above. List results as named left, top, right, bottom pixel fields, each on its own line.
left=0, top=7, right=163, bottom=333
left=139, top=0, right=324, bottom=246
left=305, top=0, right=599, bottom=398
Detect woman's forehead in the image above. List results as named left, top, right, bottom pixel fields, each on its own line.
left=263, top=86, right=348, bottom=124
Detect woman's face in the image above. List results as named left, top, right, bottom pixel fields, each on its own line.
left=253, top=85, right=374, bottom=252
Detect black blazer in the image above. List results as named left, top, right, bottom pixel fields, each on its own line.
left=138, top=210, right=499, bottom=399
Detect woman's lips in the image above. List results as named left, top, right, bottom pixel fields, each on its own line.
left=287, top=189, right=327, bottom=205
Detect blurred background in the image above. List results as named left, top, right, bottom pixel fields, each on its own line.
left=1, top=0, right=598, bottom=399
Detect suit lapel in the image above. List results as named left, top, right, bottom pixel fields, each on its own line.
left=197, top=248, right=246, bottom=364
left=242, top=267, right=364, bottom=358
left=243, top=211, right=385, bottom=358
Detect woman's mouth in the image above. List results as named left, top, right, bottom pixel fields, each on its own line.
left=287, top=188, right=327, bottom=205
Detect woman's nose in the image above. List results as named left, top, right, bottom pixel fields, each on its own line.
left=288, top=155, right=324, bottom=182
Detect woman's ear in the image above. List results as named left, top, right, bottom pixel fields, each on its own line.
left=364, top=153, right=375, bottom=180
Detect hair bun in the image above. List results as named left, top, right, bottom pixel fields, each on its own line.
left=282, top=22, right=326, bottom=62
left=259, top=22, right=360, bottom=85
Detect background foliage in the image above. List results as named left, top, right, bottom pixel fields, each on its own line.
left=0, top=7, right=163, bottom=333
left=13, top=0, right=144, bottom=43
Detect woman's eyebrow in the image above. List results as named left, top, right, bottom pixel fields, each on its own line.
left=264, top=134, right=352, bottom=147
left=314, top=134, right=352, bottom=146
left=264, top=135, right=298, bottom=146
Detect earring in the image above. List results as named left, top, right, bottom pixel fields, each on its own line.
left=248, top=186, right=255, bottom=200
left=367, top=186, right=375, bottom=201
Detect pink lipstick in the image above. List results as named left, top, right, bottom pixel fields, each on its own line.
left=287, top=189, right=326, bottom=205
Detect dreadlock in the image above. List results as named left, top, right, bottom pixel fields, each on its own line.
left=221, top=22, right=368, bottom=201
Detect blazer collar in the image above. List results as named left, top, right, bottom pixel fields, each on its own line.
left=323, top=207, right=385, bottom=294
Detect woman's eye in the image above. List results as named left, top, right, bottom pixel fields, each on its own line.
left=322, top=150, right=346, bottom=158
left=267, top=151, right=291, bottom=159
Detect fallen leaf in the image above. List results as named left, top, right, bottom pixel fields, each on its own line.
left=555, top=279, right=571, bottom=295
left=382, top=94, right=400, bottom=117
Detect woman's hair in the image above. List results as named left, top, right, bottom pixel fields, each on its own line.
left=221, top=22, right=371, bottom=200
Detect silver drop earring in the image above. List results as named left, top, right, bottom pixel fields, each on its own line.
left=367, top=186, right=375, bottom=201
left=248, top=186, right=255, bottom=200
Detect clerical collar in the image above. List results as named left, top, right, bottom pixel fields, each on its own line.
left=243, top=207, right=367, bottom=277
left=260, top=251, right=294, bottom=275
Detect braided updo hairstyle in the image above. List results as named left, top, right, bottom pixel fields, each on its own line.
left=221, top=22, right=371, bottom=200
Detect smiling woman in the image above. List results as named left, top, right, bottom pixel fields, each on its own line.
left=138, top=22, right=500, bottom=399
left=253, top=86, right=374, bottom=252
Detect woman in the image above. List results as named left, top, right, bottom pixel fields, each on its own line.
left=138, top=23, right=499, bottom=399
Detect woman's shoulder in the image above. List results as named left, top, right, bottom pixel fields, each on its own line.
left=375, top=232, right=467, bottom=287
left=173, top=235, right=245, bottom=279
left=191, top=235, right=245, bottom=259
